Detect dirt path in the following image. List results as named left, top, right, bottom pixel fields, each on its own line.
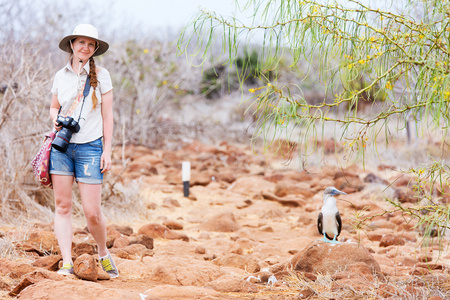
left=1, top=141, right=450, bottom=299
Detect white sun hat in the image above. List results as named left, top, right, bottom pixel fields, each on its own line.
left=59, top=24, right=109, bottom=56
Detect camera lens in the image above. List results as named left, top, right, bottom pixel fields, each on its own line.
left=52, top=128, right=73, bottom=152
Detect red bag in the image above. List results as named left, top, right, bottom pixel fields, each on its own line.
left=31, top=131, right=56, bottom=189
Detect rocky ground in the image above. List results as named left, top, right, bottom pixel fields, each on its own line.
left=1, top=139, right=450, bottom=299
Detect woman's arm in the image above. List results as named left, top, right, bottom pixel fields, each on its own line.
left=49, top=94, right=62, bottom=130
left=100, top=90, right=113, bottom=173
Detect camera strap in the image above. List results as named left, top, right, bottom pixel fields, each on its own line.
left=76, top=76, right=91, bottom=123
left=64, top=76, right=91, bottom=120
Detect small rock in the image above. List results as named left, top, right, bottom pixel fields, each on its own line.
left=207, top=274, right=258, bottom=293
left=31, top=255, right=62, bottom=271
left=73, top=242, right=96, bottom=256
left=162, top=197, right=181, bottom=207
left=0, top=258, right=18, bottom=276
left=264, top=257, right=279, bottom=266
left=376, top=283, right=396, bottom=298
left=213, top=253, right=260, bottom=273
left=74, top=228, right=89, bottom=235
left=129, top=234, right=154, bottom=249
left=393, top=187, right=418, bottom=203
left=199, top=212, right=241, bottom=232
left=195, top=246, right=206, bottom=254
left=246, top=275, right=261, bottom=284
left=8, top=270, right=63, bottom=297
left=297, top=288, right=315, bottom=299
left=111, top=224, right=133, bottom=236
left=405, top=285, right=421, bottom=297
left=291, top=241, right=381, bottom=275
left=124, top=243, right=147, bottom=256
left=418, top=253, right=433, bottom=263
left=216, top=171, right=237, bottom=183
left=228, top=243, right=243, bottom=255
left=163, top=220, right=184, bottom=230
left=115, top=249, right=133, bottom=260
left=140, top=249, right=154, bottom=261
left=274, top=181, right=313, bottom=198
left=0, top=277, right=10, bottom=291
left=9, top=277, right=33, bottom=297
left=333, top=171, right=365, bottom=193
left=137, top=223, right=189, bottom=241
left=24, top=231, right=59, bottom=255
left=97, top=268, right=111, bottom=280
left=106, top=226, right=122, bottom=240
left=73, top=254, right=98, bottom=281
left=203, top=254, right=217, bottom=261
left=363, top=173, right=388, bottom=184
left=113, top=235, right=130, bottom=248
left=187, top=194, right=197, bottom=201
left=8, top=263, right=36, bottom=279
left=409, top=267, right=430, bottom=276
left=259, top=225, right=274, bottom=232
left=147, top=202, right=158, bottom=210
left=379, top=235, right=405, bottom=247
left=197, top=232, right=211, bottom=240
left=259, top=271, right=273, bottom=283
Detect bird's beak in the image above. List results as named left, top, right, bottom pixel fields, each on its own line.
left=333, top=189, right=347, bottom=195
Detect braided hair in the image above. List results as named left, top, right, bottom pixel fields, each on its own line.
left=89, top=57, right=99, bottom=110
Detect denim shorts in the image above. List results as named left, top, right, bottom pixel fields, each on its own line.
left=49, top=138, right=103, bottom=184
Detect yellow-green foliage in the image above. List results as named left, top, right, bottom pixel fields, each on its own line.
left=177, top=0, right=450, bottom=240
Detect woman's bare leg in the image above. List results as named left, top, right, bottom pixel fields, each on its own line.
left=78, top=182, right=108, bottom=257
left=52, top=174, right=75, bottom=264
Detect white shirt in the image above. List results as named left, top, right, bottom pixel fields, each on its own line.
left=51, top=60, right=113, bottom=144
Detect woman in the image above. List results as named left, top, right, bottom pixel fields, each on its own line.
left=49, top=24, right=118, bottom=278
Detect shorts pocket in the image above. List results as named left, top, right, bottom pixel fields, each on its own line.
left=88, top=138, right=103, bottom=148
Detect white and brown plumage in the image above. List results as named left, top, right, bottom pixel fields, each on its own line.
left=317, top=187, right=347, bottom=243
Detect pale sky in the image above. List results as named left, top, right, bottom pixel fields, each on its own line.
left=93, top=0, right=252, bottom=37
left=112, top=0, right=243, bottom=29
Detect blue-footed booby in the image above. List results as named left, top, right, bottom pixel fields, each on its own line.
left=317, top=186, right=347, bottom=244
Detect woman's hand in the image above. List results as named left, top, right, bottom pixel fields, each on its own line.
left=101, top=90, right=114, bottom=174
left=100, top=150, right=111, bottom=173
left=53, top=115, right=63, bottom=131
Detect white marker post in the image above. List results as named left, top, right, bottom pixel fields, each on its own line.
left=182, top=161, right=191, bottom=197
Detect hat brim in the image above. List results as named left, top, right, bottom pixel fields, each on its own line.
left=59, top=35, right=109, bottom=57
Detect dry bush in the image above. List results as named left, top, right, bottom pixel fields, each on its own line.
left=0, top=235, right=16, bottom=259
left=285, top=272, right=450, bottom=299
left=101, top=179, right=150, bottom=224
left=0, top=223, right=36, bottom=259
left=0, top=1, right=59, bottom=223
left=104, top=39, right=201, bottom=147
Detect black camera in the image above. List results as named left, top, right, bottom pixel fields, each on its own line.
left=51, top=115, right=80, bottom=152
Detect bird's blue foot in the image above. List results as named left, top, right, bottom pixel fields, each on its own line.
left=318, top=239, right=341, bottom=244
left=318, top=233, right=328, bottom=242
left=329, top=239, right=341, bottom=244
left=318, top=234, right=341, bottom=244
left=330, top=235, right=341, bottom=244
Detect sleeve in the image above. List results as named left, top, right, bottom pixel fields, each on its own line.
left=51, top=73, right=59, bottom=95
left=98, top=68, right=113, bottom=95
